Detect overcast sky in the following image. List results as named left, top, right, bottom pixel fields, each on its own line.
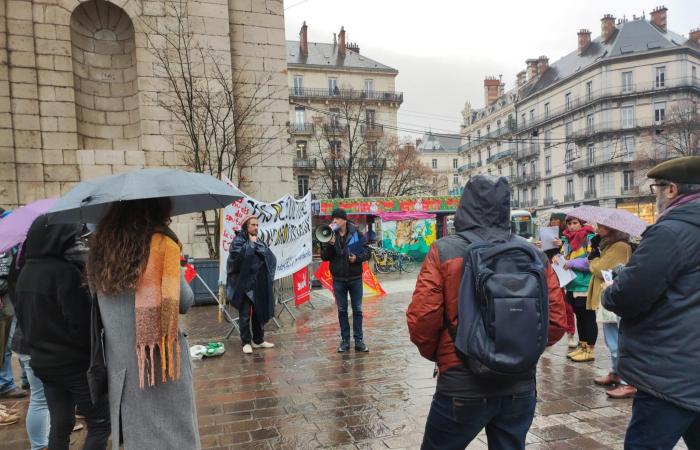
left=284, top=0, right=698, bottom=137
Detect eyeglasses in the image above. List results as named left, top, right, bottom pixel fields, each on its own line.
left=649, top=182, right=670, bottom=194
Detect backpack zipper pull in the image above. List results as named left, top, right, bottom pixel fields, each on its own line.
left=432, top=363, right=438, bottom=378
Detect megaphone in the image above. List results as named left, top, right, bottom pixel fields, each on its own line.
left=315, top=224, right=334, bottom=243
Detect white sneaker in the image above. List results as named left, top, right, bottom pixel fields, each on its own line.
left=567, top=334, right=577, bottom=348
left=252, top=341, right=275, bottom=349
left=242, top=344, right=253, bottom=354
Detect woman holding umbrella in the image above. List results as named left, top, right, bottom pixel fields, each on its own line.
left=87, top=198, right=200, bottom=450
left=588, top=224, right=636, bottom=398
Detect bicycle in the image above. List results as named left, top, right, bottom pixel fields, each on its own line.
left=369, top=246, right=415, bottom=274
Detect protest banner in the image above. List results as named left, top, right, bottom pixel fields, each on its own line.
left=218, top=178, right=313, bottom=283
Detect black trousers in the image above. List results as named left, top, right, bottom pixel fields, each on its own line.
left=567, top=292, right=598, bottom=346
left=239, top=296, right=264, bottom=346
left=39, top=370, right=110, bottom=450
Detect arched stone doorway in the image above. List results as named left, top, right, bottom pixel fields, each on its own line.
left=70, top=0, right=141, bottom=151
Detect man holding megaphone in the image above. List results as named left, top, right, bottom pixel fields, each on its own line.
left=320, top=208, right=371, bottom=353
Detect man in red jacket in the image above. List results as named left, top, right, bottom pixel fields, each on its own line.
left=407, top=175, right=566, bottom=450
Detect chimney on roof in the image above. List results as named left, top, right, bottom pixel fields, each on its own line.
left=651, top=6, right=668, bottom=32
left=526, top=59, right=538, bottom=81
left=601, top=14, right=616, bottom=42
left=346, top=42, right=360, bottom=54
left=516, top=70, right=527, bottom=87
left=690, top=27, right=700, bottom=44
left=537, top=56, right=549, bottom=75
left=484, top=76, right=501, bottom=106
left=577, top=29, right=592, bottom=55
left=338, top=26, right=346, bottom=57
left=299, top=21, right=308, bottom=55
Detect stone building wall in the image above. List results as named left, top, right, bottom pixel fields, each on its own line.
left=0, top=0, right=294, bottom=257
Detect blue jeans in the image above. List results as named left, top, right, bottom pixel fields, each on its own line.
left=18, top=354, right=49, bottom=450
left=603, top=321, right=628, bottom=385
left=333, top=279, right=363, bottom=343
left=421, top=391, right=537, bottom=450
left=625, top=390, right=700, bottom=450
left=0, top=318, right=18, bottom=394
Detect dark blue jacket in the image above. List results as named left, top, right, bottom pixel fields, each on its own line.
left=603, top=198, right=700, bottom=412
left=320, top=222, right=370, bottom=281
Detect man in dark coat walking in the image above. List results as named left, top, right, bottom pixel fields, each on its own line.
left=603, top=156, right=700, bottom=450
left=320, top=208, right=371, bottom=353
left=226, top=215, right=277, bottom=354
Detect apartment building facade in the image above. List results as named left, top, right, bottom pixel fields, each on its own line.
left=460, top=7, right=700, bottom=222
left=417, top=132, right=461, bottom=196
left=514, top=8, right=700, bottom=221
left=459, top=77, right=519, bottom=201
left=287, top=23, right=402, bottom=198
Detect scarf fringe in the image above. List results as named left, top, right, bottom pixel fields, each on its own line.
left=137, top=334, right=182, bottom=389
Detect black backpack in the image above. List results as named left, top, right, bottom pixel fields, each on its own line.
left=449, top=231, right=549, bottom=380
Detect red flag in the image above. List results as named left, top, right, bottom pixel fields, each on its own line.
left=293, top=267, right=311, bottom=307
left=180, top=256, right=197, bottom=284
left=313, top=261, right=386, bottom=297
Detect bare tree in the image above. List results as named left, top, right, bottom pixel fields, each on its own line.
left=308, top=95, right=368, bottom=198
left=382, top=142, right=435, bottom=197
left=652, top=100, right=700, bottom=160
left=140, top=1, right=283, bottom=258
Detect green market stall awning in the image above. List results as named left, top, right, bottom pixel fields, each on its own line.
left=314, top=196, right=461, bottom=216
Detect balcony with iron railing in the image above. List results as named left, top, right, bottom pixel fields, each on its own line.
left=459, top=126, right=516, bottom=153
left=323, top=158, right=348, bottom=168
left=572, top=152, right=634, bottom=173
left=293, top=157, right=317, bottom=169
left=542, top=197, right=556, bottom=206
left=361, top=157, right=387, bottom=169
left=570, top=118, right=660, bottom=143
left=510, top=199, right=520, bottom=208
left=514, top=142, right=540, bottom=161
left=521, top=199, right=539, bottom=208
left=564, top=192, right=576, bottom=202
left=513, top=77, right=700, bottom=135
left=289, top=87, right=404, bottom=104
left=487, top=149, right=514, bottom=164
left=584, top=189, right=597, bottom=200
left=323, top=123, right=349, bottom=135
left=289, top=123, right=314, bottom=134
left=361, top=124, right=384, bottom=138
left=512, top=170, right=541, bottom=185
left=457, top=161, right=482, bottom=173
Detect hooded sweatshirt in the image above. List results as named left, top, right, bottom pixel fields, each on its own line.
left=14, top=216, right=91, bottom=378
left=408, top=176, right=566, bottom=398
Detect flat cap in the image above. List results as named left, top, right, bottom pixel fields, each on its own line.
left=647, top=156, right=700, bottom=184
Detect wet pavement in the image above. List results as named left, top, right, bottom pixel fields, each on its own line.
left=0, top=272, right=689, bottom=449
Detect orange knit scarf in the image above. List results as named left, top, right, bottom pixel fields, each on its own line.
left=134, top=233, right=181, bottom=389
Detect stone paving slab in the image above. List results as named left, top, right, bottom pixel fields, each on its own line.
left=0, top=274, right=689, bottom=449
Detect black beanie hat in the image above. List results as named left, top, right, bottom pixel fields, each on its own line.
left=331, top=208, right=348, bottom=220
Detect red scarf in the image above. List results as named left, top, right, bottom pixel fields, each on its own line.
left=563, top=225, right=596, bottom=252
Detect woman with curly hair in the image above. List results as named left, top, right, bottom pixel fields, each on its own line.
left=87, top=199, right=200, bottom=450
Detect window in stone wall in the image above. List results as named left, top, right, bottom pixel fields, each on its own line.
left=432, top=159, right=437, bottom=169
left=297, top=176, right=309, bottom=197
left=655, top=66, right=666, bottom=88
left=654, top=101, right=666, bottom=124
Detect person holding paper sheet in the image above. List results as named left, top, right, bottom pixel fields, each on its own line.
left=320, top=208, right=371, bottom=353
left=554, top=216, right=597, bottom=363
left=587, top=225, right=635, bottom=399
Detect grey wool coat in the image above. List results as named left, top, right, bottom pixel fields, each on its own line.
left=98, top=273, right=200, bottom=450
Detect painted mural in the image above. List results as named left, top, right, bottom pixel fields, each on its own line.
left=381, top=219, right=436, bottom=262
